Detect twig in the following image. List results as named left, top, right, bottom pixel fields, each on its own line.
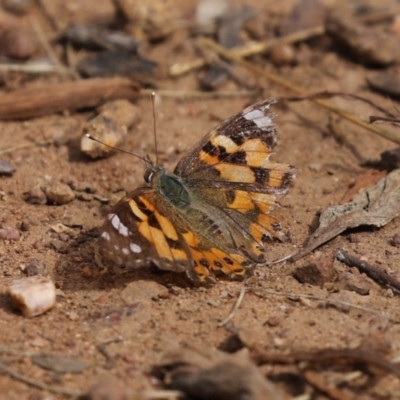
left=266, top=252, right=294, bottom=266
left=218, top=285, right=246, bottom=327
left=370, top=115, right=400, bottom=124
left=200, top=37, right=400, bottom=145
left=37, top=0, right=62, bottom=31
left=0, top=361, right=81, bottom=396
left=246, top=286, right=400, bottom=324
left=0, top=143, right=35, bottom=155
left=96, top=336, right=123, bottom=368
left=169, top=25, right=324, bottom=77
left=0, top=77, right=140, bottom=120
left=0, top=63, right=75, bottom=75
left=141, top=89, right=257, bottom=98
left=336, top=250, right=400, bottom=292
left=252, top=348, right=400, bottom=377
left=143, top=390, right=183, bottom=400
left=30, top=16, right=64, bottom=73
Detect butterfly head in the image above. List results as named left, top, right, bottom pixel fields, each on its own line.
left=144, top=164, right=164, bottom=184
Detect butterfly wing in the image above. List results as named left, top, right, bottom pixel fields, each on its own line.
left=173, top=99, right=295, bottom=265
left=174, top=98, right=294, bottom=194
left=99, top=186, right=193, bottom=273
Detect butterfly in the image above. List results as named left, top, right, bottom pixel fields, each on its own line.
left=99, top=98, right=295, bottom=283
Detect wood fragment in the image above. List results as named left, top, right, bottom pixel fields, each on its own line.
left=0, top=78, right=140, bottom=120
left=336, top=250, right=400, bottom=292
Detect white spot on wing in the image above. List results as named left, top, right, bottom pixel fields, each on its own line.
left=122, top=248, right=129, bottom=255
left=111, top=214, right=120, bottom=230
left=110, top=213, right=128, bottom=236
left=130, top=243, right=142, bottom=253
left=118, top=222, right=128, bottom=237
left=114, top=244, right=119, bottom=250
left=101, top=231, right=110, bottom=241
left=243, top=109, right=272, bottom=128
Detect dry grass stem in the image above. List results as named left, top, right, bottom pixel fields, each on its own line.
left=200, top=37, right=400, bottom=145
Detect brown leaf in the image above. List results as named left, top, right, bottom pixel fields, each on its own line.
left=292, top=169, right=400, bottom=261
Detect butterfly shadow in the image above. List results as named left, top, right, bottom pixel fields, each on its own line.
left=54, top=227, right=194, bottom=294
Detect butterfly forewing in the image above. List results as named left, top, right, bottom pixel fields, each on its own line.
left=99, top=187, right=192, bottom=273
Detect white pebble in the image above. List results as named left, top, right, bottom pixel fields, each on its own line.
left=8, top=276, right=56, bottom=317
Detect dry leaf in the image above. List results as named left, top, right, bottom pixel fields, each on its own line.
left=292, top=169, right=400, bottom=261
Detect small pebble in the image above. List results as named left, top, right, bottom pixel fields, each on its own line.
left=265, top=316, right=281, bottom=327
left=0, top=24, right=37, bottom=59
left=45, top=182, right=75, bottom=205
left=270, top=44, right=296, bottom=67
left=0, top=227, right=20, bottom=241
left=2, top=0, right=32, bottom=15
left=292, top=257, right=335, bottom=286
left=23, top=259, right=47, bottom=276
left=20, top=220, right=30, bottom=231
left=24, top=186, right=47, bottom=205
left=0, top=158, right=16, bottom=175
left=97, top=100, right=140, bottom=130
left=50, top=239, right=68, bottom=254
left=81, top=115, right=127, bottom=159
left=8, top=276, right=56, bottom=317
left=390, top=234, right=400, bottom=248
left=83, top=376, right=128, bottom=400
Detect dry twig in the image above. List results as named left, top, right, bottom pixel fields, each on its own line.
left=141, top=89, right=258, bottom=99
left=170, top=25, right=324, bottom=77
left=218, top=285, right=246, bottom=327
left=337, top=250, right=400, bottom=292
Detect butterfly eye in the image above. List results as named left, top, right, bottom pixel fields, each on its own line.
left=144, top=169, right=154, bottom=183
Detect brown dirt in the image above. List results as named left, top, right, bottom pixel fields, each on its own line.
left=1, top=0, right=400, bottom=399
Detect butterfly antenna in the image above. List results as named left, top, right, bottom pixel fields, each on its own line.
left=85, top=134, right=149, bottom=164
left=151, top=92, right=158, bottom=165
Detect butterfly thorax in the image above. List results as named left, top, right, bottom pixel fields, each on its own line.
left=145, top=165, right=190, bottom=208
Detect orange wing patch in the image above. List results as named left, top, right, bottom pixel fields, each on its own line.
left=181, top=231, right=250, bottom=282
left=128, top=197, right=187, bottom=264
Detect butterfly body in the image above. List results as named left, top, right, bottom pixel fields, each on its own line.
left=99, top=99, right=295, bottom=283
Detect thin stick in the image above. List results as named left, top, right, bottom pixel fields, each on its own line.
left=0, top=361, right=81, bottom=396
left=200, top=37, right=400, bottom=145
left=246, top=287, right=400, bottom=324
left=140, top=89, right=258, bottom=98
left=218, top=285, right=247, bottom=327
left=30, top=16, right=73, bottom=80
left=0, top=143, right=35, bottom=155
left=169, top=25, right=324, bottom=77
left=0, top=63, right=75, bottom=75
left=143, top=390, right=183, bottom=400
left=337, top=250, right=400, bottom=291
